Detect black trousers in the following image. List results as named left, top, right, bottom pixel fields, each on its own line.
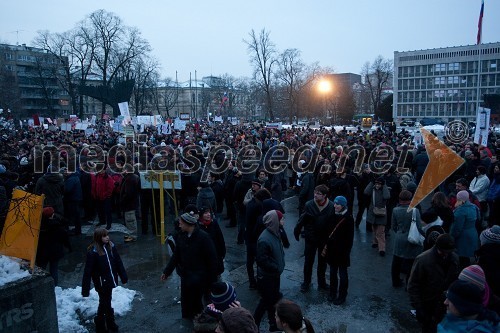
left=140, top=190, right=161, bottom=235
left=254, top=275, right=282, bottom=328
left=180, top=278, right=204, bottom=319
left=97, top=287, right=113, bottom=317
left=303, top=240, right=327, bottom=286
left=246, top=243, right=257, bottom=284
left=329, top=265, right=348, bottom=298
left=391, top=255, right=414, bottom=286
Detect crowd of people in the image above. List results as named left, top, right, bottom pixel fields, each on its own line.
left=1, top=118, right=500, bottom=332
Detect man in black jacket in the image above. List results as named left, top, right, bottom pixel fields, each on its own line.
left=161, top=212, right=218, bottom=319
left=294, top=184, right=335, bottom=292
left=120, top=165, right=141, bottom=242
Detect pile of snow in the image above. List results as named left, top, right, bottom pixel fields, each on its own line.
left=0, top=255, right=30, bottom=287
left=55, top=286, right=136, bottom=333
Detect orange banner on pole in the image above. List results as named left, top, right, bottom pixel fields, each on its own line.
left=0, top=189, right=44, bottom=270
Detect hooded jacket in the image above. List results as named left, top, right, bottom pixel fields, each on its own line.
left=35, top=172, right=64, bottom=214
left=256, top=210, right=285, bottom=278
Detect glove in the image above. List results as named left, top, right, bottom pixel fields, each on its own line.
left=293, top=225, right=301, bottom=242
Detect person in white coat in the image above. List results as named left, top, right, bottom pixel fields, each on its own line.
left=470, top=165, right=490, bottom=224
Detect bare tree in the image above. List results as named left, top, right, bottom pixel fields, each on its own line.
left=244, top=29, right=277, bottom=120
left=83, top=10, right=151, bottom=117
left=127, top=56, right=160, bottom=116
left=361, top=55, right=393, bottom=119
left=276, top=48, right=306, bottom=123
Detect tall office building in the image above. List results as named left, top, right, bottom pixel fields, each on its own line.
left=393, top=42, right=500, bottom=122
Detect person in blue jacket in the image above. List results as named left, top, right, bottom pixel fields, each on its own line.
left=82, top=228, right=128, bottom=333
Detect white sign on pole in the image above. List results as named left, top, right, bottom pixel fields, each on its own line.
left=60, top=123, right=72, bottom=131
left=75, top=123, right=89, bottom=130
left=474, top=107, right=491, bottom=146
left=214, top=116, right=223, bottom=122
left=139, top=171, right=182, bottom=190
left=174, top=120, right=187, bottom=131
left=266, top=122, right=283, bottom=130
left=91, top=115, right=97, bottom=125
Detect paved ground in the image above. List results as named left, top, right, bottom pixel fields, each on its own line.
left=58, top=193, right=430, bottom=333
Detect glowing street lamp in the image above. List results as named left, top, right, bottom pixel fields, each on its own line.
left=318, top=79, right=332, bottom=121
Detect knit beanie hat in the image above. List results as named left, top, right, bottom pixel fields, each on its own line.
left=480, top=225, right=500, bottom=246
left=459, top=264, right=490, bottom=307
left=210, top=282, right=237, bottom=311
left=435, top=234, right=455, bottom=251
left=42, top=207, right=55, bottom=218
left=456, top=190, right=469, bottom=202
left=406, top=181, right=417, bottom=194
left=180, top=212, right=198, bottom=225
left=333, top=196, right=347, bottom=207
left=220, top=307, right=258, bottom=333
left=446, top=280, right=483, bottom=316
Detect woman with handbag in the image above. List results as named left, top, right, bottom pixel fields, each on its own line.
left=364, top=177, right=391, bottom=256
left=323, top=196, right=354, bottom=305
left=391, top=190, right=423, bottom=288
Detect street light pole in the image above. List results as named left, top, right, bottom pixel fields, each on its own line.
left=318, top=78, right=332, bottom=124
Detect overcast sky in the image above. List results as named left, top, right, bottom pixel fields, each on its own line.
left=1, top=0, right=498, bottom=82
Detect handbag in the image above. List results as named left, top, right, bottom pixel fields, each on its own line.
left=321, top=218, right=346, bottom=257
left=407, top=209, right=424, bottom=246
left=372, top=190, right=387, bottom=217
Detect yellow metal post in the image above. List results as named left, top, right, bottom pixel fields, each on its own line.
left=159, top=173, right=165, bottom=244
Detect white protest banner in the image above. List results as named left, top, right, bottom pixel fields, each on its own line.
left=174, top=120, right=186, bottom=131
left=214, top=116, right=223, bottom=122
left=75, top=123, right=89, bottom=130
left=474, top=107, right=491, bottom=145
left=266, top=122, right=283, bottom=130
left=118, top=102, right=130, bottom=118
left=85, top=128, right=95, bottom=137
left=60, top=123, right=72, bottom=131
left=91, top=115, right=97, bottom=125
left=161, top=124, right=172, bottom=135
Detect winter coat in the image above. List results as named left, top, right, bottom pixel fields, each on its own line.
left=328, top=177, right=351, bottom=202
left=364, top=182, right=390, bottom=225
left=451, top=202, right=480, bottom=258
left=233, top=178, right=251, bottom=212
left=270, top=171, right=284, bottom=202
left=295, top=199, right=335, bottom=244
left=487, top=176, right=500, bottom=201
left=408, top=247, right=460, bottom=311
left=196, top=187, right=217, bottom=212
left=198, top=219, right=226, bottom=275
left=82, top=242, right=128, bottom=296
left=245, top=197, right=263, bottom=244
left=63, top=172, right=83, bottom=202
left=256, top=210, right=285, bottom=278
left=299, top=173, right=315, bottom=204
left=35, top=173, right=64, bottom=214
left=210, top=180, right=225, bottom=214
left=477, top=243, right=500, bottom=298
left=391, top=205, right=424, bottom=259
left=325, top=211, right=354, bottom=267
left=163, top=227, right=218, bottom=288
left=470, top=174, right=491, bottom=202
left=36, top=215, right=71, bottom=265
left=438, top=311, right=500, bottom=333
left=413, top=150, right=429, bottom=177
left=91, top=172, right=115, bottom=201
left=119, top=173, right=140, bottom=212
left=428, top=205, right=454, bottom=233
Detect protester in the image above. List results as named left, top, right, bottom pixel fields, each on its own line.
left=82, top=228, right=128, bottom=333
left=275, top=299, right=316, bottom=333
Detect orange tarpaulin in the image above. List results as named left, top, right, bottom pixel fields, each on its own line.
left=0, top=189, right=44, bottom=270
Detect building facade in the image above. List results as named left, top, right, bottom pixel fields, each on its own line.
left=393, top=42, right=500, bottom=122
left=0, top=43, right=71, bottom=118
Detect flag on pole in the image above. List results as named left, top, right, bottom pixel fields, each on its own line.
left=477, top=0, right=484, bottom=44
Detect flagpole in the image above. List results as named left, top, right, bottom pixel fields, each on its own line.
left=475, top=0, right=484, bottom=120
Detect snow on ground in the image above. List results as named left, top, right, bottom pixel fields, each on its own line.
left=0, top=255, right=30, bottom=287
left=55, top=286, right=136, bottom=333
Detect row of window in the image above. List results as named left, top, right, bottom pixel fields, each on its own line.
left=398, top=60, right=500, bottom=78
left=397, top=88, right=499, bottom=103
left=398, top=74, right=500, bottom=90
left=396, top=103, right=478, bottom=117
left=398, top=47, right=500, bottom=62
left=3, top=52, right=60, bottom=64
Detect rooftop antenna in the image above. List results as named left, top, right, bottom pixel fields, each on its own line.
left=8, top=30, right=25, bottom=45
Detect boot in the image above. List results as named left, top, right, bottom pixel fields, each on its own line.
left=106, top=309, right=119, bottom=332
left=94, top=315, right=108, bottom=333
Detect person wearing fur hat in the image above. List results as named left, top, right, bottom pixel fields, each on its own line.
left=408, top=234, right=460, bottom=333
left=161, top=211, right=218, bottom=319
left=438, top=280, right=500, bottom=332
left=254, top=210, right=285, bottom=332
left=364, top=177, right=391, bottom=256
left=324, top=196, right=354, bottom=305
left=451, top=190, right=480, bottom=269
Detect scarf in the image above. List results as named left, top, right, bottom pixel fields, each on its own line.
left=201, top=218, right=212, bottom=227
